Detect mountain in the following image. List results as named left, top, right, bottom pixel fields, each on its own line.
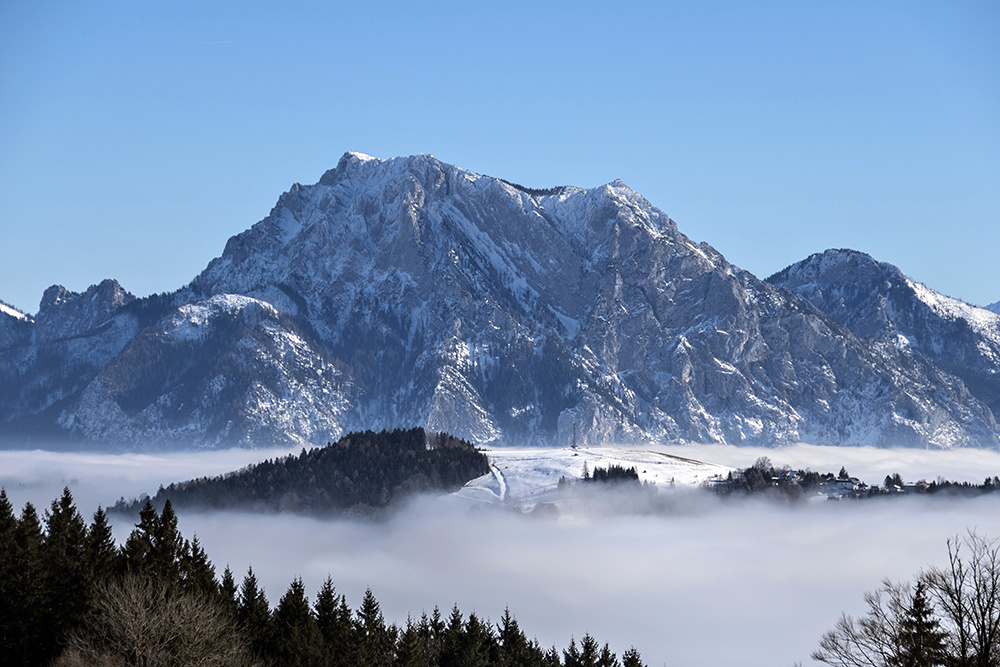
left=767, top=249, right=1000, bottom=418
left=2, top=152, right=998, bottom=450
left=986, top=301, right=1000, bottom=315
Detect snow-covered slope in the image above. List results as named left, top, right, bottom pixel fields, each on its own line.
left=0, top=300, right=33, bottom=349
left=985, top=301, right=1000, bottom=316
left=2, top=155, right=998, bottom=449
left=769, top=249, right=1000, bottom=421
left=456, top=445, right=732, bottom=508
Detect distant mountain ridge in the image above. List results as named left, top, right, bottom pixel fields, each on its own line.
left=2, top=152, right=998, bottom=450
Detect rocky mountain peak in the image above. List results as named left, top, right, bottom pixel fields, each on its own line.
left=35, top=279, right=135, bottom=343
left=3, top=154, right=999, bottom=450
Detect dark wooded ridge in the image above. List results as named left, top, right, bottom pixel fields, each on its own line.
left=113, top=428, right=491, bottom=517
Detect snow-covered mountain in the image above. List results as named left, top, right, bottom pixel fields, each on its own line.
left=2, top=153, right=998, bottom=450
left=768, top=249, right=1000, bottom=419
left=986, top=301, right=1000, bottom=316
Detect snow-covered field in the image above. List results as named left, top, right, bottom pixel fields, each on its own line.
left=457, top=445, right=733, bottom=507
left=3, top=442, right=1000, bottom=666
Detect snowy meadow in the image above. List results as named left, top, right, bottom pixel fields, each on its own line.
left=3, top=444, right=1000, bottom=667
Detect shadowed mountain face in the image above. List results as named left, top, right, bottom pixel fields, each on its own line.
left=2, top=153, right=998, bottom=450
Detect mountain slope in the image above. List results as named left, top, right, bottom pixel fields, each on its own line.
left=182, top=153, right=997, bottom=449
left=2, top=154, right=998, bottom=449
left=768, top=249, right=1000, bottom=418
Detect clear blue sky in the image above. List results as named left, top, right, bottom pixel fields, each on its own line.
left=2, top=1, right=998, bottom=314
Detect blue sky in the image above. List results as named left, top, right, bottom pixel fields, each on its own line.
left=2, top=1, right=998, bottom=314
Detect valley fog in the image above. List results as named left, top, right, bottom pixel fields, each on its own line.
left=4, top=444, right=1000, bottom=666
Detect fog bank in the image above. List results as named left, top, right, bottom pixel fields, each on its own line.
left=3, top=444, right=1000, bottom=666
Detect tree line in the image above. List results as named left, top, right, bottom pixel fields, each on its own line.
left=113, top=428, right=491, bottom=517
left=710, top=457, right=1000, bottom=502
left=0, top=487, right=648, bottom=667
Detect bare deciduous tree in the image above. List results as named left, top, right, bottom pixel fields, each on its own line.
left=922, top=532, right=1000, bottom=667
left=812, top=580, right=913, bottom=667
left=813, top=532, right=1000, bottom=667
left=54, top=576, right=259, bottom=667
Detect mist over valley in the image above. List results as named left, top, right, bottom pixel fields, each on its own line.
left=4, top=442, right=1000, bottom=666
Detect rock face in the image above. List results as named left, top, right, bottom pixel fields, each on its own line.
left=768, top=249, right=1000, bottom=421
left=1, top=153, right=999, bottom=449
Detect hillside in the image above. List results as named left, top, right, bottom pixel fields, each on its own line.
left=113, top=428, right=489, bottom=516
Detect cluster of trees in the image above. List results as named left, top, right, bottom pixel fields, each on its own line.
left=712, top=457, right=1000, bottom=503
left=812, top=532, right=1000, bottom=667
left=1, top=488, right=648, bottom=667
left=709, top=457, right=824, bottom=499
left=114, top=428, right=491, bottom=516
left=583, top=464, right=640, bottom=485
left=557, top=463, right=651, bottom=493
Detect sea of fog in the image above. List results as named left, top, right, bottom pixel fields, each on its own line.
left=3, top=443, right=1000, bottom=667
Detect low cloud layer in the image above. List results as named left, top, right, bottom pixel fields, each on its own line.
left=4, top=444, right=1000, bottom=666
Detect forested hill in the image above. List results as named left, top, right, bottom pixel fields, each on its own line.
left=113, top=428, right=490, bottom=516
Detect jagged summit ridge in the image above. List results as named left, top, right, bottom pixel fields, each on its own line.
left=2, top=154, right=999, bottom=450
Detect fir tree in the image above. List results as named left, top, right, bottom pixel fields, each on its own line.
left=315, top=577, right=355, bottom=667
left=0, top=489, right=17, bottom=665
left=10, top=502, right=44, bottom=667
left=237, top=566, right=272, bottom=659
left=620, top=647, right=645, bottom=667
left=86, top=506, right=120, bottom=583
left=497, top=606, right=531, bottom=667
left=896, top=581, right=947, bottom=667
left=564, top=637, right=582, bottom=667
left=180, top=535, right=218, bottom=597
left=461, top=612, right=494, bottom=667
left=395, top=617, right=430, bottom=667
left=355, top=588, right=395, bottom=667
left=597, top=643, right=619, bottom=667
left=39, top=488, right=89, bottom=662
left=272, top=577, right=324, bottom=667
left=219, top=565, right=239, bottom=619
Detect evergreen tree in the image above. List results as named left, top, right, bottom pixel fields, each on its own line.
left=497, top=606, right=531, bottom=667
left=461, top=612, right=495, bottom=667
left=418, top=607, right=446, bottom=667
left=578, top=633, right=600, bottom=667
left=180, top=535, right=218, bottom=597
left=0, top=489, right=17, bottom=665
left=272, top=577, right=324, bottom=667
left=395, top=617, right=430, bottom=667
left=86, top=506, right=120, bottom=583
left=355, top=588, right=395, bottom=667
left=39, top=488, right=89, bottom=663
left=315, top=577, right=355, bottom=667
left=597, top=643, right=620, bottom=667
left=219, top=565, right=239, bottom=618
left=620, top=647, right=645, bottom=667
left=10, top=502, right=44, bottom=667
left=440, top=604, right=466, bottom=667
left=237, top=566, right=272, bottom=660
left=564, top=637, right=583, bottom=667
left=543, top=646, right=564, bottom=667
left=896, top=582, right=947, bottom=667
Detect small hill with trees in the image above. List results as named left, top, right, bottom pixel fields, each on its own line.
left=114, top=428, right=490, bottom=517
